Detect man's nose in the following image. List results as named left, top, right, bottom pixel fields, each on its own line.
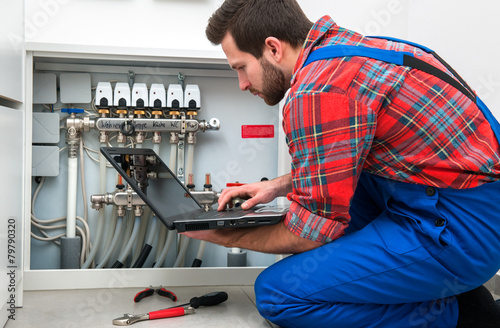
left=238, top=75, right=250, bottom=91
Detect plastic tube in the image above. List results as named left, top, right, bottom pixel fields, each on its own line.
left=185, top=142, right=208, bottom=267
left=81, top=149, right=108, bottom=269
left=96, top=144, right=113, bottom=264
left=132, top=214, right=157, bottom=268
left=172, top=142, right=195, bottom=267
left=131, top=207, right=150, bottom=264
left=130, top=139, right=151, bottom=263
left=145, top=216, right=158, bottom=246
left=154, top=229, right=175, bottom=268
left=153, top=224, right=167, bottom=263
left=66, top=156, right=78, bottom=238
left=100, top=205, right=117, bottom=260
left=150, top=143, right=166, bottom=263
left=169, top=143, right=177, bottom=173
left=119, top=212, right=135, bottom=256
left=156, top=142, right=179, bottom=267
left=96, top=216, right=124, bottom=269
left=153, top=143, right=160, bottom=154
left=197, top=241, right=207, bottom=260
left=116, top=216, right=141, bottom=266
left=173, top=235, right=190, bottom=268
left=79, top=138, right=88, bottom=225
left=185, top=143, right=195, bottom=180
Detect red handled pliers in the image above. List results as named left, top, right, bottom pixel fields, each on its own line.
left=133, top=286, right=177, bottom=303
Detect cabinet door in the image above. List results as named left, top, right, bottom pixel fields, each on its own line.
left=0, top=1, right=24, bottom=103
left=0, top=106, right=23, bottom=325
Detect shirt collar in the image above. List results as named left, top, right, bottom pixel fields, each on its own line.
left=291, top=15, right=337, bottom=85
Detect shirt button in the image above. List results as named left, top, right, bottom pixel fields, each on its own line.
left=426, top=187, right=436, bottom=197
left=435, top=218, right=445, bottom=227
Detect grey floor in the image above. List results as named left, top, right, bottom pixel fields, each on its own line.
left=6, top=284, right=500, bottom=327
left=6, top=286, right=278, bottom=328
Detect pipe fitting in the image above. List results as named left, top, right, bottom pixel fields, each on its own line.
left=135, top=132, right=145, bottom=144
left=134, top=205, right=143, bottom=217
left=153, top=131, right=162, bottom=144
left=169, top=132, right=179, bottom=144
left=187, top=132, right=197, bottom=144
left=90, top=189, right=146, bottom=210
left=116, top=205, right=126, bottom=217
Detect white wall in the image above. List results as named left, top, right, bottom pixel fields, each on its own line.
left=0, top=0, right=24, bottom=103
left=24, top=0, right=225, bottom=51
left=407, top=0, right=500, bottom=117
left=25, top=0, right=500, bottom=118
left=297, top=0, right=500, bottom=118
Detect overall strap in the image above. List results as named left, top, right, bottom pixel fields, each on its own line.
left=303, top=38, right=500, bottom=143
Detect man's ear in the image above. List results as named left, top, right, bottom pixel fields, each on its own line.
left=263, top=37, right=283, bottom=63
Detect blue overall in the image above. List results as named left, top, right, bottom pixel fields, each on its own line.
left=255, top=39, right=500, bottom=327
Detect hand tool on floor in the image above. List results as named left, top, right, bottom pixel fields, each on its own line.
left=134, top=286, right=177, bottom=303
left=166, top=291, right=228, bottom=309
left=112, top=307, right=195, bottom=326
left=112, top=291, right=228, bottom=326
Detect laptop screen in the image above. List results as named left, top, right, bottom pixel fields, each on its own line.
left=101, top=147, right=203, bottom=229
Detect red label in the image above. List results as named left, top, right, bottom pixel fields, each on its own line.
left=226, top=183, right=246, bottom=187
left=241, top=125, right=274, bottom=138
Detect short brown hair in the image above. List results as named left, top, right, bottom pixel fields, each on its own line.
left=206, top=0, right=313, bottom=59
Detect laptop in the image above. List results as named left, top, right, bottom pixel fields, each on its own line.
left=100, top=147, right=286, bottom=232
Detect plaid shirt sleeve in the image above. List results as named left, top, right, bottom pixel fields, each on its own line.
left=283, top=91, right=376, bottom=243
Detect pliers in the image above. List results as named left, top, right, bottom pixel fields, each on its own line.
left=133, top=286, right=177, bottom=303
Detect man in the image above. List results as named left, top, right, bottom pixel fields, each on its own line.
left=183, top=0, right=500, bottom=326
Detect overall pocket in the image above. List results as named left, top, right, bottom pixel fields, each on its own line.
left=374, top=184, right=453, bottom=256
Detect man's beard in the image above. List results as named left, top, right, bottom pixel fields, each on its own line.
left=257, top=57, right=287, bottom=106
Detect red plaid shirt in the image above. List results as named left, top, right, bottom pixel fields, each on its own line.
left=283, top=16, right=500, bottom=243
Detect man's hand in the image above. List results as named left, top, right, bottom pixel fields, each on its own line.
left=217, top=174, right=292, bottom=211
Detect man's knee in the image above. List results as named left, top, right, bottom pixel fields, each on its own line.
left=255, top=267, right=279, bottom=319
left=254, top=264, right=296, bottom=321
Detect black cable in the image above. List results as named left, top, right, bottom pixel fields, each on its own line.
left=191, top=258, right=202, bottom=267
left=111, top=260, right=124, bottom=268
left=132, top=244, right=152, bottom=268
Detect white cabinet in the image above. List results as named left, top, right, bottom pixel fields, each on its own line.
left=0, top=1, right=24, bottom=103
left=0, top=106, right=24, bottom=326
